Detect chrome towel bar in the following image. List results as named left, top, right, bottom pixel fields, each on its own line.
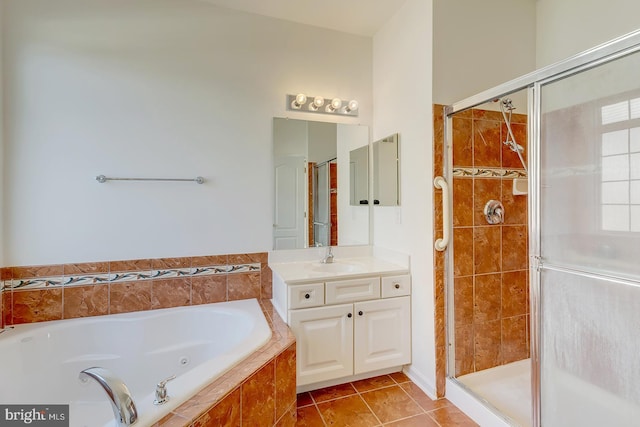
left=96, top=175, right=205, bottom=184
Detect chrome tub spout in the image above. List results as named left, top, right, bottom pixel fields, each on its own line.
left=79, top=367, right=138, bottom=426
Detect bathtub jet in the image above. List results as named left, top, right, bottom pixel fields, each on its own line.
left=79, top=367, right=138, bottom=426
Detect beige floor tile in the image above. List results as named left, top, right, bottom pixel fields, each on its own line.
left=360, top=385, right=423, bottom=424
left=316, top=395, right=380, bottom=427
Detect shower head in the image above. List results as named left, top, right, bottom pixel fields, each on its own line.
left=501, top=98, right=515, bottom=111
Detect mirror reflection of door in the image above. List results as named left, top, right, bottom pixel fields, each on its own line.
left=273, top=156, right=306, bottom=249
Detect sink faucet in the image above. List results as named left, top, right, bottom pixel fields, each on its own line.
left=321, top=246, right=334, bottom=264
left=79, top=367, right=138, bottom=426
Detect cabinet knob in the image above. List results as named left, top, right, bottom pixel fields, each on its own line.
left=358, top=311, right=364, bottom=316
left=304, top=293, right=310, bottom=299
left=347, top=313, right=352, bottom=318
left=394, top=283, right=400, bottom=289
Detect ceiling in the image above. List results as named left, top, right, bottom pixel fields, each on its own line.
left=199, top=0, right=408, bottom=37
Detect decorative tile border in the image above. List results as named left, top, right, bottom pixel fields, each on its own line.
left=452, top=167, right=527, bottom=178
left=2, top=263, right=261, bottom=291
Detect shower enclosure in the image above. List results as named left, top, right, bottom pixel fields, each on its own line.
left=310, top=160, right=337, bottom=247
left=438, top=30, right=640, bottom=426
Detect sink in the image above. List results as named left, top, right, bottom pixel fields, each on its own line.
left=311, top=261, right=364, bottom=274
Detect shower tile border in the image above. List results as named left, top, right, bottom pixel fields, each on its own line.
left=452, top=167, right=527, bottom=179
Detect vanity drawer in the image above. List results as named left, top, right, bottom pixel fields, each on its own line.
left=289, top=283, right=325, bottom=309
left=326, top=277, right=380, bottom=305
left=381, top=275, right=411, bottom=298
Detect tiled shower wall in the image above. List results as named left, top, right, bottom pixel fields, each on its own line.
left=0, top=252, right=272, bottom=326
left=433, top=105, right=530, bottom=383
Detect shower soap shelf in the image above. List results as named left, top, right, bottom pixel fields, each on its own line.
left=513, top=178, right=528, bottom=196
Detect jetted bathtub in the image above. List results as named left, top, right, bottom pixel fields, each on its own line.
left=0, top=298, right=271, bottom=426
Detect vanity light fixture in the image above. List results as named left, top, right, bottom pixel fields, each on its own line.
left=345, top=100, right=359, bottom=113
left=326, top=98, right=342, bottom=113
left=290, top=93, right=307, bottom=109
left=286, top=94, right=359, bottom=116
left=309, top=96, right=325, bottom=111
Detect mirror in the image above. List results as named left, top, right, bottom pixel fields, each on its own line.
left=349, top=145, right=369, bottom=206
left=372, top=133, right=400, bottom=206
left=273, top=118, right=369, bottom=249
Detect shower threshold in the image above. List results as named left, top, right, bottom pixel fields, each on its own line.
left=457, top=359, right=531, bottom=427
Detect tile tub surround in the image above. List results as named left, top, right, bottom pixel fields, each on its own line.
left=0, top=252, right=273, bottom=325
left=433, top=105, right=530, bottom=387
left=153, top=299, right=296, bottom=427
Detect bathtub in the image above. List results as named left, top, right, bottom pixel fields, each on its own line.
left=0, top=298, right=271, bottom=427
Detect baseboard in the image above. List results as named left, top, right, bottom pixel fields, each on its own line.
left=403, top=365, right=437, bottom=400
left=296, top=366, right=401, bottom=393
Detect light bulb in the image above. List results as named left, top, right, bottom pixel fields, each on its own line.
left=309, top=96, right=325, bottom=111
left=291, top=93, right=307, bottom=109
left=326, top=98, right=342, bottom=112
left=345, top=100, right=359, bottom=113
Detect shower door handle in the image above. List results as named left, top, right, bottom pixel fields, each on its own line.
left=434, top=176, right=450, bottom=251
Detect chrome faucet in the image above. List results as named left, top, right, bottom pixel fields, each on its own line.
left=321, top=246, right=335, bottom=264
left=79, top=367, right=138, bottom=426
left=153, top=375, right=176, bottom=405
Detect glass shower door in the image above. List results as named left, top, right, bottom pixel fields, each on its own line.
left=538, top=49, right=640, bottom=425
left=313, top=162, right=330, bottom=247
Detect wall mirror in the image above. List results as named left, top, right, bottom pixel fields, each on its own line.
left=349, top=145, right=369, bottom=206
left=273, top=118, right=370, bottom=250
left=372, top=133, right=400, bottom=206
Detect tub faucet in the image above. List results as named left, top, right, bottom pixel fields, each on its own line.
left=153, top=374, right=176, bottom=405
left=79, top=367, right=138, bottom=426
left=321, top=246, right=334, bottom=264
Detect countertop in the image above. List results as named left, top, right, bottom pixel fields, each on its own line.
left=269, top=256, right=409, bottom=284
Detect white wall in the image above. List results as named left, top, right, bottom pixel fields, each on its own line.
left=536, top=0, right=640, bottom=67
left=2, top=0, right=372, bottom=265
left=372, top=0, right=436, bottom=395
left=0, top=1, right=4, bottom=266
left=432, top=0, right=537, bottom=105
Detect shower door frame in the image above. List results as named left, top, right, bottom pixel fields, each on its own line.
left=443, top=29, right=640, bottom=427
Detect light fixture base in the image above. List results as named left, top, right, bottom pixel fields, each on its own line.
left=286, top=94, right=358, bottom=116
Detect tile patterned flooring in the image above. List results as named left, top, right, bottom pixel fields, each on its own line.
left=296, top=373, right=478, bottom=426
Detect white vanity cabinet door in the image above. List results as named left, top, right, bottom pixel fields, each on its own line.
left=353, top=296, right=411, bottom=374
left=289, top=304, right=354, bottom=386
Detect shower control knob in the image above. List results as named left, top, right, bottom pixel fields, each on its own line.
left=484, top=200, right=505, bottom=224
left=304, top=293, right=310, bottom=299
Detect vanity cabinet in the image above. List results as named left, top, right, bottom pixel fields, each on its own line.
left=287, top=274, right=411, bottom=387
